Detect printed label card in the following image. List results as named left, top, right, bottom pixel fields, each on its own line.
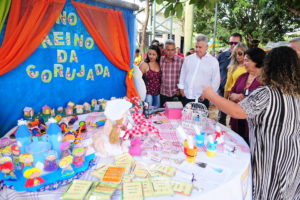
left=61, top=179, right=93, bottom=200
left=171, top=180, right=193, bottom=196
left=151, top=177, right=174, bottom=197
left=133, top=163, right=149, bottom=178
left=135, top=179, right=155, bottom=198
left=86, top=181, right=119, bottom=200
left=90, top=181, right=119, bottom=195
left=122, top=173, right=135, bottom=183
left=91, top=164, right=115, bottom=180
left=115, top=162, right=132, bottom=175
left=122, top=181, right=144, bottom=200
left=150, top=163, right=177, bottom=177
left=148, top=170, right=166, bottom=178
left=114, top=153, right=134, bottom=163
left=114, top=153, right=135, bottom=175
left=102, top=166, right=125, bottom=183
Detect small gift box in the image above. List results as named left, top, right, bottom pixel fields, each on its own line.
left=164, top=101, right=183, bottom=119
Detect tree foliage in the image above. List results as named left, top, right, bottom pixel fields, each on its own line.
left=153, top=0, right=219, bottom=19
left=194, top=0, right=299, bottom=47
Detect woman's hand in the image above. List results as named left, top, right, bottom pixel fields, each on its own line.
left=139, top=62, right=148, bottom=75
left=201, top=85, right=215, bottom=100
left=230, top=93, right=245, bottom=102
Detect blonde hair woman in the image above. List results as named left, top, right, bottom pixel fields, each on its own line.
left=224, top=42, right=248, bottom=99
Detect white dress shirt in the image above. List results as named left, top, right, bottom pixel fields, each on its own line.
left=178, top=53, right=220, bottom=99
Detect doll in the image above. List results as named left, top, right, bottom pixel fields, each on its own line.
left=59, top=141, right=71, bottom=159
left=20, top=153, right=34, bottom=172
left=11, top=145, right=21, bottom=170
left=2, top=145, right=12, bottom=158
left=92, top=99, right=132, bottom=157
left=62, top=133, right=75, bottom=149
left=44, top=150, right=58, bottom=172
left=59, top=142, right=71, bottom=158
left=0, top=161, right=16, bottom=180
left=59, top=155, right=74, bottom=176
left=72, top=147, right=85, bottom=167
left=24, top=168, right=45, bottom=187
left=0, top=138, right=12, bottom=149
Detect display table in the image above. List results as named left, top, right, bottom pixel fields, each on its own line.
left=0, top=112, right=251, bottom=200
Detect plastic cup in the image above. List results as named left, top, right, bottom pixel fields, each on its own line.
left=196, top=132, right=205, bottom=147
left=186, top=146, right=198, bottom=163
left=206, top=141, right=217, bottom=157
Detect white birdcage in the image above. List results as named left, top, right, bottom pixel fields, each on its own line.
left=181, top=101, right=208, bottom=129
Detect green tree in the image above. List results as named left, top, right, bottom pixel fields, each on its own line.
left=203, top=0, right=299, bottom=47
left=155, top=0, right=219, bottom=19
left=139, top=0, right=218, bottom=54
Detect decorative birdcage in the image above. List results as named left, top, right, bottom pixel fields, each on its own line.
left=181, top=102, right=208, bottom=129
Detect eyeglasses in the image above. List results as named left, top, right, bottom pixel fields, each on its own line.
left=228, top=42, right=239, bottom=45
left=236, top=51, right=244, bottom=56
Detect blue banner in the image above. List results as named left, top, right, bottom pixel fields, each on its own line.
left=0, top=0, right=136, bottom=137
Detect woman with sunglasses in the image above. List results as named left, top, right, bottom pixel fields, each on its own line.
left=228, top=48, right=265, bottom=143
left=224, top=42, right=248, bottom=100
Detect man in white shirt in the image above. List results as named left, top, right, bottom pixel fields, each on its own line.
left=178, top=34, right=220, bottom=108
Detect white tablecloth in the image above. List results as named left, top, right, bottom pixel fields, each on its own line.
left=0, top=112, right=251, bottom=200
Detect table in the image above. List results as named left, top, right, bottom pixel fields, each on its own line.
left=0, top=112, right=252, bottom=200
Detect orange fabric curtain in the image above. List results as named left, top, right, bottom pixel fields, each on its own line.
left=0, top=0, right=66, bottom=76
left=71, top=0, right=138, bottom=98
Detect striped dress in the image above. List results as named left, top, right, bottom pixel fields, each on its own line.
left=239, top=86, right=300, bottom=200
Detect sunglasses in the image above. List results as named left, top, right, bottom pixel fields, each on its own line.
left=228, top=42, right=238, bottom=45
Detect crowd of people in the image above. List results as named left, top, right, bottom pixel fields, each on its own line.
left=135, top=34, right=220, bottom=109
left=134, top=34, right=300, bottom=200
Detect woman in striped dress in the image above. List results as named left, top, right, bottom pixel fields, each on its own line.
left=202, top=46, right=300, bottom=199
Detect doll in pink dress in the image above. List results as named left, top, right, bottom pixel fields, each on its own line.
left=72, top=147, right=85, bottom=168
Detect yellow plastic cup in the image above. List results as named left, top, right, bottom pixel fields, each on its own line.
left=206, top=149, right=216, bottom=157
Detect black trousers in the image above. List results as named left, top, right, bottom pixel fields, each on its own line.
left=218, top=87, right=227, bottom=125
left=181, top=97, right=209, bottom=109
left=160, top=94, right=182, bottom=108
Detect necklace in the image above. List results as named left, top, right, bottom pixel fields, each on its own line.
left=244, top=74, right=257, bottom=96
left=246, top=74, right=256, bottom=85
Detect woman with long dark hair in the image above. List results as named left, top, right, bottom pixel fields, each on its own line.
left=202, top=46, right=300, bottom=199
left=139, top=45, right=161, bottom=107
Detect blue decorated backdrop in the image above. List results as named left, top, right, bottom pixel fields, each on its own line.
left=0, top=0, right=137, bottom=137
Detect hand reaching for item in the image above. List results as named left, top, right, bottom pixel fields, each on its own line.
left=201, top=85, right=215, bottom=100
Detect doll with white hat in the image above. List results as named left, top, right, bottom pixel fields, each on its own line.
left=93, top=99, right=132, bottom=157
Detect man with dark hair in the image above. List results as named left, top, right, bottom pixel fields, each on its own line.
left=160, top=39, right=184, bottom=107
left=217, top=33, right=242, bottom=125
left=189, top=48, right=195, bottom=54
left=151, top=39, right=159, bottom=46
left=144, top=39, right=160, bottom=59
left=158, top=42, right=165, bottom=56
